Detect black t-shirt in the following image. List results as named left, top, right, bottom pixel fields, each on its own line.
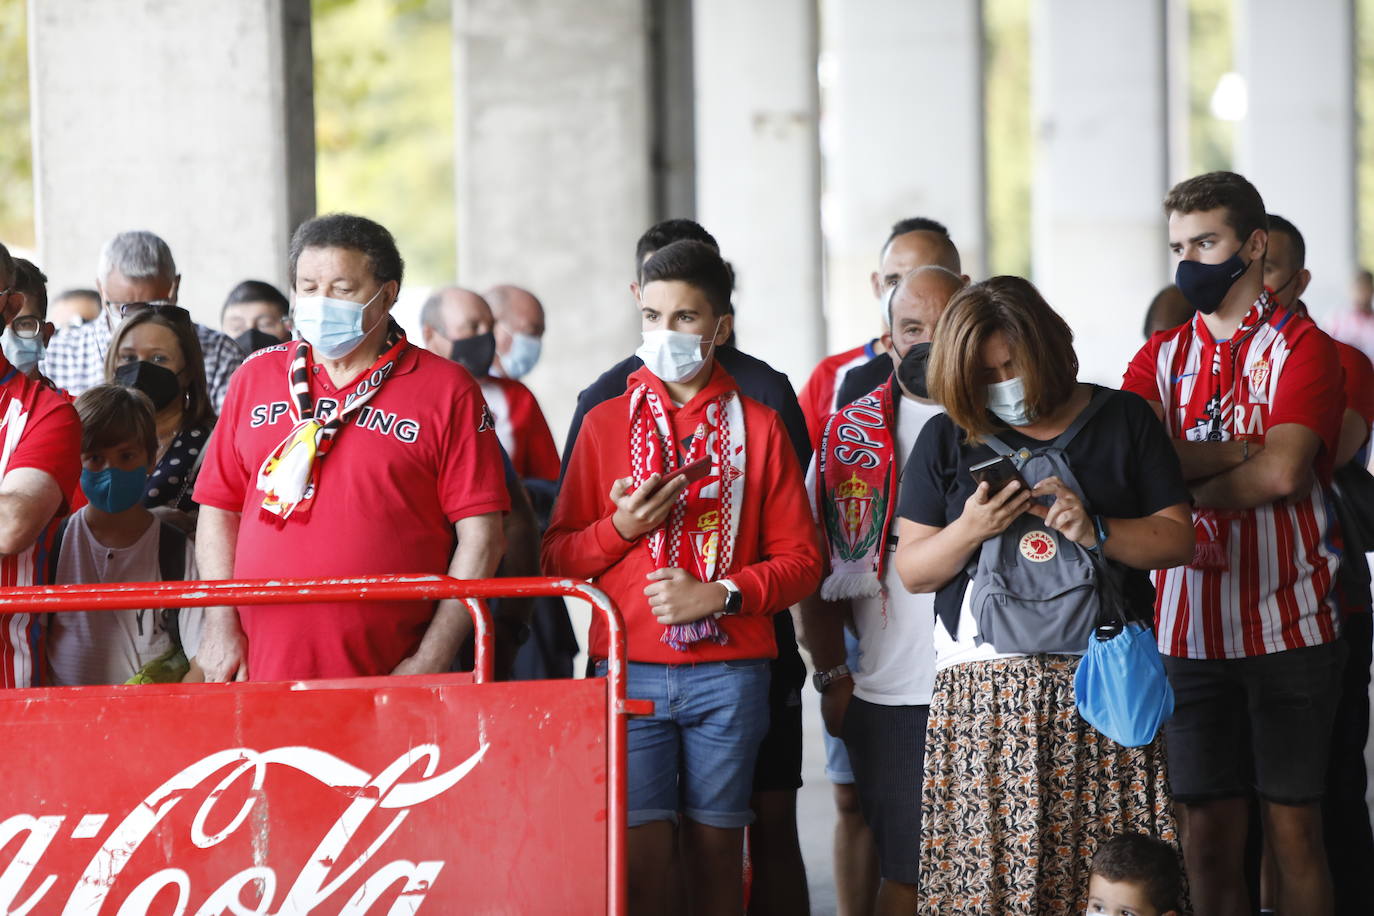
left=896, top=386, right=1191, bottom=632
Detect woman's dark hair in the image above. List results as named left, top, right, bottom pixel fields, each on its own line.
left=640, top=240, right=734, bottom=318
left=927, top=275, right=1078, bottom=442
left=1090, top=833, right=1182, bottom=913
left=223, top=279, right=289, bottom=317
left=105, top=310, right=215, bottom=431
left=288, top=213, right=404, bottom=289
left=74, top=384, right=158, bottom=464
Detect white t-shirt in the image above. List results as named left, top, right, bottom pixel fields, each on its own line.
left=849, top=396, right=943, bottom=705
left=46, top=509, right=202, bottom=686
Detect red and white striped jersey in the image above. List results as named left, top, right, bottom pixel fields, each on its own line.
left=1122, top=297, right=1345, bottom=659
left=797, top=340, right=879, bottom=450
left=0, top=360, right=82, bottom=687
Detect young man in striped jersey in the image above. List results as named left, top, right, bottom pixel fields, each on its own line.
left=1123, top=171, right=1346, bottom=915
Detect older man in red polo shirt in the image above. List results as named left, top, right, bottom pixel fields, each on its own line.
left=194, top=214, right=508, bottom=681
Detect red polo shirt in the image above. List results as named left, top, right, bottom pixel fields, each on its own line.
left=194, top=341, right=510, bottom=680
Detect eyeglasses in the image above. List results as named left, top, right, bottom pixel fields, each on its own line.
left=9, top=316, right=41, bottom=340
left=114, top=300, right=192, bottom=324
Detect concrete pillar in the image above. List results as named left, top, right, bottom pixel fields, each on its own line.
left=452, top=0, right=651, bottom=439
left=820, top=0, right=986, bottom=353
left=692, top=0, right=824, bottom=386
left=1235, top=0, right=1356, bottom=321
left=1031, top=0, right=1169, bottom=386
left=26, top=0, right=315, bottom=326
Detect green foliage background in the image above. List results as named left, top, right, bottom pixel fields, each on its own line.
left=0, top=0, right=1371, bottom=281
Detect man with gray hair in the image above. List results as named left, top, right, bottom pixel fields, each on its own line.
left=484, top=284, right=546, bottom=379
left=44, top=230, right=244, bottom=408
left=0, top=242, right=82, bottom=686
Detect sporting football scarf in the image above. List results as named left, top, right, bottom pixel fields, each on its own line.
left=628, top=382, right=747, bottom=650
left=816, top=379, right=899, bottom=600
left=256, top=326, right=406, bottom=521
left=1187, top=291, right=1272, bottom=569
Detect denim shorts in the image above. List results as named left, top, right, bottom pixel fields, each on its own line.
left=1162, top=639, right=1348, bottom=804
left=598, top=659, right=771, bottom=828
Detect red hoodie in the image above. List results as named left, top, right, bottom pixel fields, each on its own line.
left=544, top=363, right=821, bottom=663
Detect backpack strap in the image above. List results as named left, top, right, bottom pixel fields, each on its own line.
left=156, top=521, right=189, bottom=645
left=1050, top=385, right=1112, bottom=452
left=46, top=515, right=71, bottom=585
left=981, top=433, right=1016, bottom=460
left=157, top=521, right=187, bottom=582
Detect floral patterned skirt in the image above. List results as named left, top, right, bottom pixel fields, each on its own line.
left=917, top=654, right=1181, bottom=915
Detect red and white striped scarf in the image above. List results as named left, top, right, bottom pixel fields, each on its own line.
left=629, top=383, right=747, bottom=650
left=256, top=327, right=406, bottom=521
left=1189, top=291, right=1272, bottom=569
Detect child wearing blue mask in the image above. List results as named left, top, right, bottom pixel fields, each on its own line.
left=44, top=385, right=203, bottom=685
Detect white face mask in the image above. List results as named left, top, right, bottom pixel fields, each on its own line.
left=292, top=287, right=384, bottom=360
left=987, top=376, right=1034, bottom=427
left=500, top=331, right=542, bottom=379
left=1, top=326, right=43, bottom=374
left=636, top=329, right=709, bottom=384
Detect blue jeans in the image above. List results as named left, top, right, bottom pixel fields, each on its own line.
left=600, top=659, right=771, bottom=828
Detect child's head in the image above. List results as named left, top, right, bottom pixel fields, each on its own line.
left=1087, top=832, right=1181, bottom=916
left=75, top=385, right=158, bottom=515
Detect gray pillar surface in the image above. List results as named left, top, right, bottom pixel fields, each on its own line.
left=692, top=0, right=824, bottom=386
left=1236, top=0, right=1356, bottom=321
left=453, top=0, right=651, bottom=440
left=821, top=0, right=986, bottom=352
left=27, top=0, right=315, bottom=326
left=1031, top=0, right=1169, bottom=386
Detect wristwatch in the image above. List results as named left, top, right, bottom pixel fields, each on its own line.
left=718, top=579, right=743, bottom=615
left=813, top=664, right=852, bottom=694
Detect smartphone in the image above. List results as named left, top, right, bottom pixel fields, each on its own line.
left=968, top=455, right=1027, bottom=491
left=662, top=456, right=713, bottom=487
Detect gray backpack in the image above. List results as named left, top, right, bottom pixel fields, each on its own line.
left=967, top=388, right=1111, bottom=655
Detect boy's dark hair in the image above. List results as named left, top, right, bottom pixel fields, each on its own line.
left=1090, top=832, right=1182, bottom=913
left=1265, top=213, right=1306, bottom=269
left=223, top=279, right=289, bottom=319
left=75, top=384, right=158, bottom=465
left=289, top=213, right=404, bottom=289
left=13, top=259, right=48, bottom=318
left=635, top=219, right=720, bottom=277
left=1163, top=171, right=1268, bottom=246
left=640, top=240, right=734, bottom=317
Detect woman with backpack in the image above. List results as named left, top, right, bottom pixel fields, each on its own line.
left=893, top=276, right=1195, bottom=914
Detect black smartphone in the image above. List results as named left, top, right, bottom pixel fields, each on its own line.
left=968, top=455, right=1027, bottom=490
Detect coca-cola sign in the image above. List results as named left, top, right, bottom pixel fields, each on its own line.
left=0, top=676, right=610, bottom=914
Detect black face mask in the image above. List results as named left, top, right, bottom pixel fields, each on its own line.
left=234, top=328, right=281, bottom=355
left=114, top=360, right=182, bottom=411
left=896, top=341, right=932, bottom=399
left=1175, top=249, right=1249, bottom=315
left=450, top=331, right=496, bottom=377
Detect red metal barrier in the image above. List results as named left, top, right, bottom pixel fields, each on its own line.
left=0, top=575, right=639, bottom=915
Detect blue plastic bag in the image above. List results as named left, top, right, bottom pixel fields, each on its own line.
left=1075, top=622, right=1175, bottom=748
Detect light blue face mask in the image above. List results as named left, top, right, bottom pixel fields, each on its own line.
left=292, top=287, right=385, bottom=359
left=500, top=331, right=542, bottom=379
left=987, top=376, right=1034, bottom=427
left=0, top=326, right=44, bottom=375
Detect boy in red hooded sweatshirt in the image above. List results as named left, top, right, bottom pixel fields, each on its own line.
left=544, top=240, right=820, bottom=914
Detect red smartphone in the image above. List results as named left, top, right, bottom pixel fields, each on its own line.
left=662, top=456, right=713, bottom=487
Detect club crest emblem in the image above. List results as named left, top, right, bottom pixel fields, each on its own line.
left=689, top=511, right=720, bottom=578
left=1248, top=358, right=1270, bottom=400
left=1019, top=530, right=1057, bottom=563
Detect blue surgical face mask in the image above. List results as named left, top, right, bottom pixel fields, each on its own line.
left=81, top=466, right=148, bottom=514
left=292, top=286, right=385, bottom=359
left=1, top=326, right=44, bottom=375
left=987, top=376, right=1034, bottom=427
left=500, top=331, right=542, bottom=379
